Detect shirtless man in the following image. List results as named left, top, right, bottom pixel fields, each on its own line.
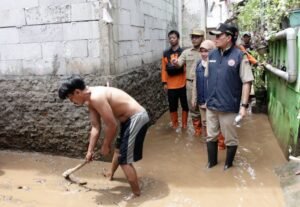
left=58, top=75, right=150, bottom=198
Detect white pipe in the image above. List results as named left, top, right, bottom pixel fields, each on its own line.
left=265, top=28, right=298, bottom=83
left=289, top=155, right=300, bottom=162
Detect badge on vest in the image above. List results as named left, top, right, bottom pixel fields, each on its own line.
left=209, top=60, right=216, bottom=63
left=228, top=59, right=236, bottom=66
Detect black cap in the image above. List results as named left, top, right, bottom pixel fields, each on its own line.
left=243, top=32, right=251, bottom=37
left=209, top=23, right=235, bottom=36
left=229, top=25, right=239, bottom=41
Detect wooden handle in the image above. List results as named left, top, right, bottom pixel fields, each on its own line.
left=62, top=161, right=88, bottom=178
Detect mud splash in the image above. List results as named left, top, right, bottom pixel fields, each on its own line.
left=0, top=113, right=286, bottom=206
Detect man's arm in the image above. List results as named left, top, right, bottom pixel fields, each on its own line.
left=86, top=106, right=101, bottom=161
left=161, top=55, right=168, bottom=91
left=191, top=64, right=198, bottom=108
left=239, top=82, right=252, bottom=117
left=173, top=49, right=186, bottom=67
left=239, top=55, right=254, bottom=117
left=238, top=45, right=258, bottom=65
left=92, top=97, right=118, bottom=156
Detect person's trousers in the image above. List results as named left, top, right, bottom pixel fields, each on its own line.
left=186, top=81, right=201, bottom=119
left=199, top=107, right=206, bottom=127
left=167, top=86, right=189, bottom=112
left=206, top=109, right=238, bottom=146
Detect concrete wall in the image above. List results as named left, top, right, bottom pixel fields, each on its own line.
left=181, top=0, right=206, bottom=48
left=112, top=0, right=178, bottom=74
left=0, top=0, right=110, bottom=76
left=0, top=0, right=179, bottom=75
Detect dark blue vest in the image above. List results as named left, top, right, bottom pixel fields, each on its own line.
left=195, top=60, right=207, bottom=105
left=206, top=46, right=244, bottom=113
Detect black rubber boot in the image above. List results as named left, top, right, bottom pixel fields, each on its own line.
left=224, top=145, right=238, bottom=170
left=207, top=141, right=218, bottom=168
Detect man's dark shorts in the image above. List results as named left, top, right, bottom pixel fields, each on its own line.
left=115, top=110, right=149, bottom=165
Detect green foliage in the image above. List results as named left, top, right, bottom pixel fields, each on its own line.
left=251, top=50, right=268, bottom=89
left=235, top=0, right=299, bottom=35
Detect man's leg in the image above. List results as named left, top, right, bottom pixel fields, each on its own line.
left=103, top=149, right=119, bottom=180
left=179, top=86, right=189, bottom=129
left=206, top=109, right=220, bottom=168
left=118, top=111, right=149, bottom=198
left=186, top=81, right=201, bottom=136
left=199, top=108, right=207, bottom=138
left=219, top=112, right=238, bottom=170
left=120, top=164, right=141, bottom=197
left=168, top=89, right=179, bottom=129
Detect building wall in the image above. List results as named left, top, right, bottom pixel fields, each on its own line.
left=0, top=0, right=179, bottom=75
left=0, top=0, right=109, bottom=76
left=181, top=0, right=206, bottom=48
left=267, top=30, right=300, bottom=156
left=112, top=0, right=178, bottom=74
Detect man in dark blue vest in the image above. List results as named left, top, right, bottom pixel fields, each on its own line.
left=205, top=23, right=254, bottom=170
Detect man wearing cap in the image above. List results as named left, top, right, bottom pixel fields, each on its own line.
left=205, top=23, right=254, bottom=170
left=242, top=32, right=253, bottom=52
left=231, top=26, right=258, bottom=66
left=172, top=28, right=205, bottom=136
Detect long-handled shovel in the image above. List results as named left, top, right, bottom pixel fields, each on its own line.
left=62, top=161, right=88, bottom=185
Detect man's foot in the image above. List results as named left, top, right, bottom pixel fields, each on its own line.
left=124, top=180, right=143, bottom=201
left=123, top=193, right=140, bottom=201
left=102, top=168, right=113, bottom=180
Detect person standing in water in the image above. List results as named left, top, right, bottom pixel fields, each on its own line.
left=161, top=30, right=189, bottom=129
left=58, top=75, right=150, bottom=199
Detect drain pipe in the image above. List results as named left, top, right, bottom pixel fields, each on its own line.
left=265, top=28, right=298, bottom=83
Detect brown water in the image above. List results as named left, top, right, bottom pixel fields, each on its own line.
left=0, top=113, right=286, bottom=207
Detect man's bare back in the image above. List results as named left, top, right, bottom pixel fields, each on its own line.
left=87, top=86, right=145, bottom=123
left=58, top=76, right=149, bottom=198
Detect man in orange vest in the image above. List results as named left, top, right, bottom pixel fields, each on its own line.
left=161, top=30, right=189, bottom=129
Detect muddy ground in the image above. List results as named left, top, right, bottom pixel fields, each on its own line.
left=0, top=113, right=287, bottom=207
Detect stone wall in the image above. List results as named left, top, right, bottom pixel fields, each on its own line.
left=0, top=63, right=168, bottom=158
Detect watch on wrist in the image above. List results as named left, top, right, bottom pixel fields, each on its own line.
left=241, top=103, right=249, bottom=108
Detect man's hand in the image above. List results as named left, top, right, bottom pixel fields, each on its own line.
left=191, top=100, right=196, bottom=109
left=101, top=144, right=111, bottom=156
left=85, top=151, right=94, bottom=162
left=172, top=58, right=179, bottom=66
left=239, top=106, right=247, bottom=118
left=163, top=84, right=168, bottom=92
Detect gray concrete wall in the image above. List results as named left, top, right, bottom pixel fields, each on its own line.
left=0, top=0, right=106, bottom=76
left=0, top=63, right=167, bottom=157
left=181, top=0, right=206, bottom=48
left=112, top=0, right=178, bottom=74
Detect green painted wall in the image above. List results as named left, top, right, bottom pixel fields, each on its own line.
left=266, top=28, right=300, bottom=156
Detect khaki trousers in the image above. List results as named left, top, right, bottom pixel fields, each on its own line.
left=199, top=107, right=206, bottom=127
left=186, top=81, right=201, bottom=119
left=206, top=108, right=238, bottom=146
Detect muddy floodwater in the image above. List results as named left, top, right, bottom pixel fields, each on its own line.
left=0, top=113, right=286, bottom=207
